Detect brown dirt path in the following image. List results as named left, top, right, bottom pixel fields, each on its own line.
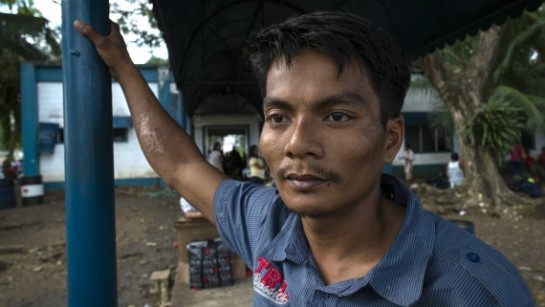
left=0, top=185, right=544, bottom=306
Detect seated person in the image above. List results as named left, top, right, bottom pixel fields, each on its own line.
left=179, top=197, right=204, bottom=219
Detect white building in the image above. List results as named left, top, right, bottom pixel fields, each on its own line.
left=21, top=64, right=260, bottom=191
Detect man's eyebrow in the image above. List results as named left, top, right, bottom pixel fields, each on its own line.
left=315, top=91, right=366, bottom=108
left=263, top=91, right=367, bottom=110
left=262, top=97, right=292, bottom=110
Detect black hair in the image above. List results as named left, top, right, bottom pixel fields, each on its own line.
left=249, top=145, right=259, bottom=157
left=245, top=11, right=410, bottom=125
left=451, top=152, right=459, bottom=161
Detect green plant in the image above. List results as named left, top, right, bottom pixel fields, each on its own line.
left=463, top=87, right=526, bottom=164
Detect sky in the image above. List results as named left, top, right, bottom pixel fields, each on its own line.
left=32, top=0, right=168, bottom=64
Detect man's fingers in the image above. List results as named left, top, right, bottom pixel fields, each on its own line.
left=73, top=19, right=99, bottom=42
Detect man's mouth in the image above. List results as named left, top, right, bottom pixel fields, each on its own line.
left=285, top=173, right=328, bottom=191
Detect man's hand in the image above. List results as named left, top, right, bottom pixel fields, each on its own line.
left=73, top=20, right=134, bottom=80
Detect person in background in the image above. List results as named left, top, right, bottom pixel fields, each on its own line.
left=0, top=160, right=5, bottom=180
left=399, top=144, right=414, bottom=184
left=539, top=146, right=545, bottom=169
left=226, top=146, right=244, bottom=178
left=1, top=160, right=16, bottom=181
left=207, top=142, right=224, bottom=173
left=179, top=197, right=204, bottom=219
left=446, top=152, right=465, bottom=188
left=524, top=147, right=545, bottom=182
left=509, top=142, right=526, bottom=175
left=75, top=11, right=533, bottom=306
left=248, top=145, right=267, bottom=184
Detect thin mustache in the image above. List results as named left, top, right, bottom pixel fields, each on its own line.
left=276, top=164, right=341, bottom=183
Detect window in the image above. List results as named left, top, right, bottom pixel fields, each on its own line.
left=404, top=112, right=452, bottom=153
left=113, top=128, right=129, bottom=142
left=55, top=115, right=133, bottom=144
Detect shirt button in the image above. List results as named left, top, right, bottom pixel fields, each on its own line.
left=466, top=252, right=481, bottom=263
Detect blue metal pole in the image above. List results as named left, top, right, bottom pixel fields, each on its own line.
left=20, top=63, right=39, bottom=176
left=61, top=1, right=117, bottom=306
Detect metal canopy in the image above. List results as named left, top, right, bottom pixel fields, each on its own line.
left=150, top=0, right=544, bottom=118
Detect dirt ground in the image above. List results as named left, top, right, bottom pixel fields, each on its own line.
left=0, top=183, right=544, bottom=307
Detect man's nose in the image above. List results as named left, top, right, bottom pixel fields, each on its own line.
left=283, top=118, right=323, bottom=159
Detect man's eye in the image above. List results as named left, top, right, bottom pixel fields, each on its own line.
left=325, top=112, right=350, bottom=122
left=267, top=114, right=288, bottom=124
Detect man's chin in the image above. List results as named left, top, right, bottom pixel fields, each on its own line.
left=287, top=206, right=334, bottom=219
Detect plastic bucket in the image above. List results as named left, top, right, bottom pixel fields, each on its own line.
left=0, top=178, right=16, bottom=209
left=21, top=175, right=44, bottom=206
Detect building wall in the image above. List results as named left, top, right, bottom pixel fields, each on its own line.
left=23, top=65, right=545, bottom=188
left=23, top=64, right=265, bottom=190
left=36, top=82, right=161, bottom=183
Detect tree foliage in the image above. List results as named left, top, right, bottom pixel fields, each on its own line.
left=111, top=0, right=164, bottom=50
left=414, top=7, right=545, bottom=213
left=0, top=0, right=61, bottom=158
left=425, top=7, right=545, bottom=163
left=463, top=87, right=525, bottom=164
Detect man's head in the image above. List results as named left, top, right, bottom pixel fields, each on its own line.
left=249, top=11, right=408, bottom=219
left=246, top=11, right=410, bottom=126
left=250, top=145, right=259, bottom=157
left=451, top=152, right=459, bottom=161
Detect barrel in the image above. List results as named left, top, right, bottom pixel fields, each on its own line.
left=20, top=175, right=44, bottom=206
left=0, top=178, right=16, bottom=209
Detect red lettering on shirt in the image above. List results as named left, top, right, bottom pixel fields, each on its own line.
left=279, top=280, right=287, bottom=293
left=256, top=256, right=270, bottom=274
left=261, top=267, right=282, bottom=288
left=253, top=257, right=289, bottom=304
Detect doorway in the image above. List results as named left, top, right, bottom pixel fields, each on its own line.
left=204, top=125, right=249, bottom=178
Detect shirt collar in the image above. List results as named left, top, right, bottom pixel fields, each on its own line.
left=262, top=213, right=309, bottom=264
left=368, top=174, right=435, bottom=306
left=260, top=174, right=435, bottom=306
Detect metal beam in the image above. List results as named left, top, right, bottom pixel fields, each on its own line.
left=61, top=1, right=117, bottom=306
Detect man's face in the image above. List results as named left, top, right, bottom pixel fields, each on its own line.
left=260, top=49, right=402, bottom=218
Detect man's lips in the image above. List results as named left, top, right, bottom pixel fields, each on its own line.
left=276, top=164, right=341, bottom=188
left=285, top=173, right=327, bottom=190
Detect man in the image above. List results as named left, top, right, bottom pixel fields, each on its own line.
left=539, top=146, right=545, bottom=169
left=248, top=145, right=267, bottom=184
left=207, top=141, right=224, bottom=173
left=399, top=144, right=415, bottom=184
left=446, top=152, right=465, bottom=188
left=75, top=11, right=533, bottom=306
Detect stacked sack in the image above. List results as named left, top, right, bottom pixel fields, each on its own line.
left=187, top=238, right=234, bottom=289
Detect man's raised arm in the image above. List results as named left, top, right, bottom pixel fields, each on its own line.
left=73, top=20, right=227, bottom=223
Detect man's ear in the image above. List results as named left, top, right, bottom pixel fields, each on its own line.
left=383, top=117, right=404, bottom=163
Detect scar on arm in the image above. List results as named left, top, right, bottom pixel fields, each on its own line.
left=136, top=109, right=167, bottom=159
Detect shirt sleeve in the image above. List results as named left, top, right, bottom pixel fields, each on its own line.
left=213, top=179, right=278, bottom=267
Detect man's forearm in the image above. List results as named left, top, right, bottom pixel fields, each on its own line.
left=115, top=65, right=205, bottom=185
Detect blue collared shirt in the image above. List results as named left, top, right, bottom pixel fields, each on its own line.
left=214, top=174, right=534, bottom=306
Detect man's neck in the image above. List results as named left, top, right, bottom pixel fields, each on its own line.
left=301, top=195, right=406, bottom=285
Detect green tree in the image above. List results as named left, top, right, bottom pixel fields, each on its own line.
left=414, top=8, right=545, bottom=216
left=111, top=0, right=164, bottom=51
left=0, top=0, right=60, bottom=158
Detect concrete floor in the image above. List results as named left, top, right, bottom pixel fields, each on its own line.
left=171, top=276, right=253, bottom=307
